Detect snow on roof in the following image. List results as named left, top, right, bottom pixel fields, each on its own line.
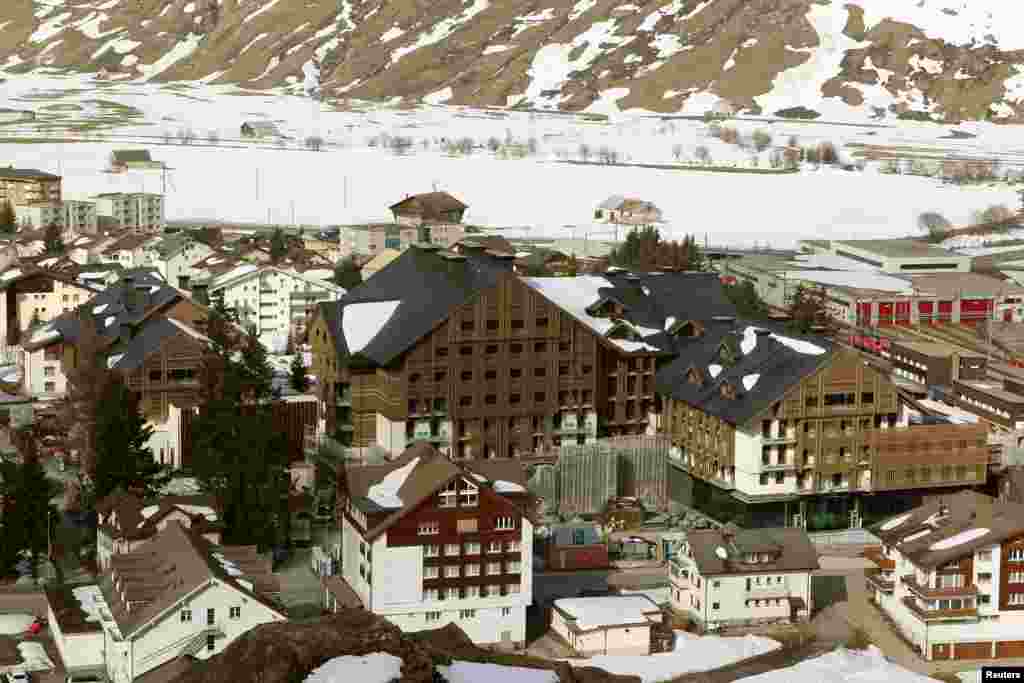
left=522, top=276, right=659, bottom=351
left=929, top=527, right=989, bottom=551
left=304, top=653, right=403, bottom=683
left=715, top=546, right=728, bottom=560
left=741, top=326, right=826, bottom=356
left=493, top=480, right=526, bottom=493
left=664, top=316, right=676, bottom=331
left=71, top=585, right=110, bottom=625
left=916, top=399, right=979, bottom=424
left=173, top=504, right=217, bottom=520
left=167, top=317, right=212, bottom=344
left=554, top=595, right=660, bottom=630
left=740, top=327, right=757, bottom=355
left=93, top=303, right=109, bottom=314
left=788, top=253, right=880, bottom=271
left=39, top=257, right=58, bottom=267
left=708, top=364, right=722, bottom=378
left=73, top=236, right=91, bottom=246
left=366, top=456, right=420, bottom=508
left=742, top=373, right=760, bottom=391
left=438, top=661, right=558, bottom=683
left=29, top=324, right=60, bottom=345
left=0, top=268, right=22, bottom=281
left=902, top=529, right=932, bottom=543
left=140, top=505, right=160, bottom=519
left=783, top=269, right=914, bottom=293
left=107, top=353, right=124, bottom=369
left=342, top=300, right=401, bottom=354
left=105, top=315, right=116, bottom=327
left=880, top=513, right=912, bottom=531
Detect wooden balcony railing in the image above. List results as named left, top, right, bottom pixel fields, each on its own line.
left=865, top=569, right=894, bottom=593
left=901, top=596, right=978, bottom=622
left=901, top=575, right=979, bottom=600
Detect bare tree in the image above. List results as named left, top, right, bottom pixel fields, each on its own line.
left=206, top=130, right=219, bottom=145
left=694, top=145, right=711, bottom=165
left=818, top=140, right=837, bottom=164
left=486, top=136, right=501, bottom=153
left=305, top=135, right=324, bottom=151
left=769, top=149, right=782, bottom=168
left=579, top=143, right=592, bottom=162
left=527, top=137, right=538, bottom=156
left=671, top=143, right=683, bottom=162
left=752, top=129, right=772, bottom=153
left=918, top=211, right=952, bottom=242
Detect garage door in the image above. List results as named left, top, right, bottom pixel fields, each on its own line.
left=996, top=641, right=1024, bottom=658
left=955, top=642, right=992, bottom=660
left=931, top=643, right=950, bottom=661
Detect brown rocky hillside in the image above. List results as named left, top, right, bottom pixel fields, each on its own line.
left=3, top=0, right=1024, bottom=120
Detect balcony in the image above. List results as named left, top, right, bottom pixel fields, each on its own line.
left=747, top=583, right=790, bottom=599
left=901, top=596, right=978, bottom=622
left=901, top=575, right=979, bottom=600
left=865, top=569, right=894, bottom=593
left=761, top=431, right=798, bottom=444
left=863, top=549, right=895, bottom=570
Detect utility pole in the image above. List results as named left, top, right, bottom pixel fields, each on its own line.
left=291, top=200, right=295, bottom=227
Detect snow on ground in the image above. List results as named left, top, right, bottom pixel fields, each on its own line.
left=137, top=33, right=204, bottom=80
left=438, top=661, right=558, bottom=683
left=303, top=653, right=402, bottom=683
left=10, top=641, right=56, bottom=672
left=0, top=614, right=35, bottom=636
left=741, top=645, right=937, bottom=683
left=572, top=632, right=780, bottom=683
left=848, top=0, right=1023, bottom=51
left=390, top=0, right=490, bottom=64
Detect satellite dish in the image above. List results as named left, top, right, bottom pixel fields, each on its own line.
left=715, top=546, right=728, bottom=560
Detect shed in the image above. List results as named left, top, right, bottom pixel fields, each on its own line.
left=551, top=595, right=662, bottom=656
left=240, top=121, right=282, bottom=138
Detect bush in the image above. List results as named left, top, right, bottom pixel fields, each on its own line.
left=897, top=110, right=935, bottom=122
left=774, top=106, right=821, bottom=119
left=719, top=126, right=739, bottom=145
left=752, top=129, right=772, bottom=152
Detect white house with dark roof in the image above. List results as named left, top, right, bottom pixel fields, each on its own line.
left=669, top=523, right=817, bottom=630
left=335, top=442, right=534, bottom=647
left=868, top=491, right=1024, bottom=661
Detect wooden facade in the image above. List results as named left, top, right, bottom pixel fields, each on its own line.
left=311, top=275, right=662, bottom=458
left=999, top=534, right=1024, bottom=612
left=867, top=423, right=989, bottom=492
left=121, top=326, right=205, bottom=421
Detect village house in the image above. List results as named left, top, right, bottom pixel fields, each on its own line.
left=360, top=248, right=401, bottom=280
left=332, top=442, right=534, bottom=646
left=670, top=523, right=817, bottom=630
left=544, top=522, right=609, bottom=571
left=338, top=223, right=401, bottom=256
left=0, top=166, right=61, bottom=206
left=98, top=232, right=155, bottom=270
left=656, top=321, right=992, bottom=529
left=109, top=149, right=162, bottom=173
left=240, top=121, right=281, bottom=139
left=307, top=244, right=736, bottom=459
left=867, top=491, right=1024, bottom=661
left=594, top=196, right=663, bottom=227
left=0, top=263, right=101, bottom=349
left=95, top=489, right=223, bottom=570
left=141, top=233, right=213, bottom=288
left=551, top=595, right=663, bottom=656
left=389, top=192, right=468, bottom=249
left=45, top=522, right=285, bottom=683
left=94, top=192, right=165, bottom=233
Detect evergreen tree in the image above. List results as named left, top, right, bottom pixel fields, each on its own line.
left=787, top=284, right=835, bottom=335
left=0, top=200, right=15, bottom=234
left=92, top=382, right=172, bottom=503
left=43, top=220, right=64, bottom=254
left=723, top=280, right=770, bottom=319
left=289, top=352, right=309, bottom=393
left=0, top=443, right=59, bottom=579
left=269, top=228, right=288, bottom=263
left=333, top=257, right=362, bottom=290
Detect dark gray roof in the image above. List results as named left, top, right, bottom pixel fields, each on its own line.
left=686, top=526, right=820, bottom=576
left=330, top=245, right=512, bottom=366
left=654, top=321, right=834, bottom=427
left=112, top=150, right=153, bottom=163
left=0, top=167, right=60, bottom=180
left=148, top=233, right=195, bottom=260
left=107, top=318, right=206, bottom=371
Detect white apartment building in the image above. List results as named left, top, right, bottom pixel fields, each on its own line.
left=337, top=443, right=533, bottom=646
left=669, top=524, right=817, bottom=631
left=44, top=522, right=285, bottom=683
left=15, top=200, right=99, bottom=236
left=209, top=265, right=344, bottom=352
left=99, top=233, right=155, bottom=270
left=20, top=338, right=67, bottom=400
left=868, top=491, right=1024, bottom=661
left=94, top=192, right=165, bottom=232
left=141, top=233, right=213, bottom=288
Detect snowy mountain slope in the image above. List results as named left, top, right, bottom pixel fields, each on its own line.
left=3, top=0, right=1024, bottom=120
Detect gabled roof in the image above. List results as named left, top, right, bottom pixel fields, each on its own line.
left=0, top=263, right=102, bottom=293
left=685, top=526, right=820, bottom=576
left=207, top=264, right=344, bottom=295
left=360, top=248, right=402, bottom=273
left=869, top=491, right=1024, bottom=569
left=102, top=233, right=155, bottom=254
left=0, top=167, right=59, bottom=180
left=342, top=443, right=532, bottom=542
left=106, top=317, right=210, bottom=371
left=111, top=150, right=153, bottom=163
left=454, top=235, right=514, bottom=254
left=329, top=245, right=512, bottom=366
left=97, top=489, right=222, bottom=541
left=655, top=322, right=833, bottom=427
left=388, top=192, right=468, bottom=219
left=597, top=195, right=626, bottom=210
left=148, top=233, right=199, bottom=260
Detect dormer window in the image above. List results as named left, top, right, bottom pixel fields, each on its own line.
left=439, top=481, right=457, bottom=508
left=686, top=366, right=704, bottom=386
left=459, top=479, right=479, bottom=507
left=720, top=382, right=738, bottom=400
left=586, top=298, right=625, bottom=320
left=669, top=319, right=703, bottom=338
left=718, top=337, right=739, bottom=366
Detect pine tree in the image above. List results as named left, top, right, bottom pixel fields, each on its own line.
left=269, top=228, right=288, bottom=263
left=333, top=257, right=362, bottom=290
left=92, top=382, right=171, bottom=503
left=0, top=200, right=15, bottom=234
left=787, top=284, right=834, bottom=335
left=62, top=307, right=116, bottom=480
left=43, top=220, right=64, bottom=254
left=723, top=281, right=770, bottom=319
left=289, top=352, right=309, bottom=393
left=1, top=442, right=59, bottom=579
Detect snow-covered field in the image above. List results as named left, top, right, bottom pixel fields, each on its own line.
left=303, top=653, right=558, bottom=683
left=567, top=631, right=780, bottom=683
left=2, top=70, right=1024, bottom=248
left=741, top=646, right=939, bottom=683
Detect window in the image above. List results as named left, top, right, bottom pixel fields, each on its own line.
left=487, top=562, right=501, bottom=575
left=487, top=320, right=499, bottom=331
left=501, top=607, right=512, bottom=617
left=425, top=611, right=442, bottom=622
left=861, top=392, right=874, bottom=404
left=445, top=543, right=460, bottom=556
left=207, top=608, right=215, bottom=625
left=434, top=370, right=446, bottom=382
left=713, top=581, right=721, bottom=588
left=536, top=317, right=548, bottom=328
left=440, top=481, right=457, bottom=507
left=506, top=583, right=521, bottom=594
left=459, top=396, right=472, bottom=407
left=485, top=369, right=497, bottom=380
left=488, top=541, right=502, bottom=553
left=534, top=367, right=547, bottom=378
left=419, top=521, right=440, bottom=535
left=466, top=564, right=480, bottom=577
left=436, top=347, right=448, bottom=358
left=559, top=363, right=569, bottom=376
left=229, top=606, right=240, bottom=619
left=511, top=343, right=523, bottom=354
left=759, top=473, right=769, bottom=486
left=485, top=394, right=497, bottom=405
left=495, top=516, right=515, bottom=530
left=424, top=566, right=440, bottom=579
left=775, top=472, right=784, bottom=484
left=425, top=544, right=440, bottom=557
left=459, top=609, right=476, bottom=619
left=410, top=373, right=420, bottom=383
left=506, top=560, right=521, bottom=573
left=461, top=370, right=473, bottom=381
left=207, top=635, right=215, bottom=652
left=466, top=586, right=480, bottom=598
left=582, top=364, right=593, bottom=375
left=510, top=393, right=521, bottom=404
left=464, top=541, right=481, bottom=555
left=460, top=480, right=478, bottom=506
left=534, top=392, right=545, bottom=403
left=445, top=565, right=461, bottom=578
left=460, top=346, right=472, bottom=356
left=505, top=540, right=520, bottom=553
left=534, top=342, right=547, bottom=353
left=713, top=602, right=720, bottom=610
left=423, top=589, right=439, bottom=602
left=180, top=609, right=192, bottom=623
left=457, top=518, right=478, bottom=534
left=461, top=320, right=474, bottom=332
left=512, top=320, right=524, bottom=330
left=510, top=368, right=522, bottom=379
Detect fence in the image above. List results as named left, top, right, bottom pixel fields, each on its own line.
left=807, top=528, right=880, bottom=546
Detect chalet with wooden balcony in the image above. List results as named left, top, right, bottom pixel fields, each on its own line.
left=307, top=243, right=737, bottom=461
left=868, top=491, right=1024, bottom=661
left=657, top=323, right=991, bottom=529
left=669, top=522, right=818, bottom=630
